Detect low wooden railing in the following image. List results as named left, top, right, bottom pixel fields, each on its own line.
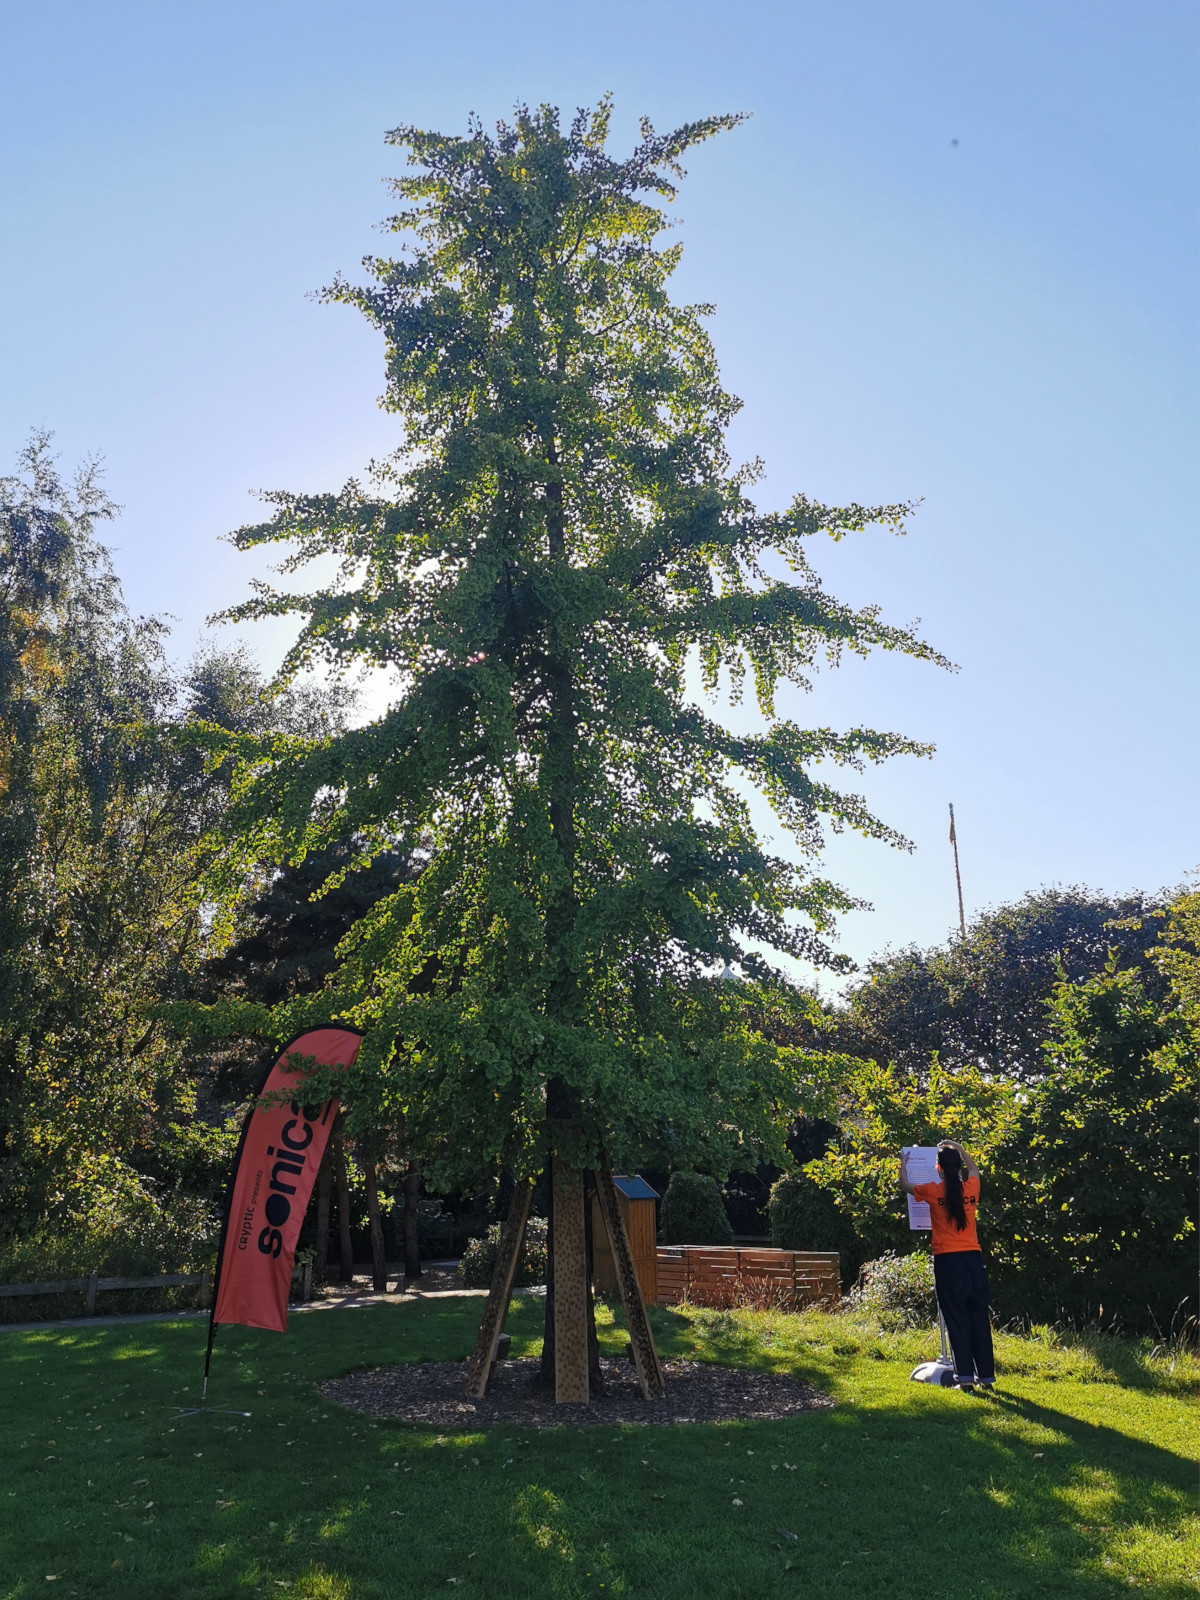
left=0, top=1263, right=314, bottom=1319
left=655, top=1246, right=840, bottom=1309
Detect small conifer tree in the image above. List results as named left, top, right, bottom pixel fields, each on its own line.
left=659, top=1171, right=735, bottom=1246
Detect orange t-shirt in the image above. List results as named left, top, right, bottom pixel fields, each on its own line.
left=912, top=1174, right=981, bottom=1254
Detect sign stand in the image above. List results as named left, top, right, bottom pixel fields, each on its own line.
left=910, top=1309, right=956, bottom=1387
left=902, top=1145, right=956, bottom=1387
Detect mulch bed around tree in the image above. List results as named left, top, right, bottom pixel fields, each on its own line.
left=319, top=1356, right=833, bottom=1429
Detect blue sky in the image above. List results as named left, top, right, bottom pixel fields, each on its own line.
left=2, top=0, right=1196, bottom=979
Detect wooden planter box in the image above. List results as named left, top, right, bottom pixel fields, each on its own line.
left=654, top=1246, right=840, bottom=1310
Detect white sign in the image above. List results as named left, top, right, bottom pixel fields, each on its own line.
left=903, top=1146, right=941, bottom=1230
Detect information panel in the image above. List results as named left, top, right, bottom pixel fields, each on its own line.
left=903, top=1145, right=941, bottom=1230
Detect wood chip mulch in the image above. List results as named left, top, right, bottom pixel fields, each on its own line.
left=319, top=1356, right=833, bottom=1429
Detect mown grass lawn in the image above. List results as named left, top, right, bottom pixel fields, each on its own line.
left=0, top=1295, right=1195, bottom=1600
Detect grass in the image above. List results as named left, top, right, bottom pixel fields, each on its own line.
left=0, top=1295, right=1196, bottom=1599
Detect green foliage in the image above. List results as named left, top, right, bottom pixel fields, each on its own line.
left=850, top=1249, right=936, bottom=1329
left=194, top=840, right=416, bottom=1104
left=190, top=101, right=942, bottom=1193
left=457, top=1214, right=548, bottom=1288
left=797, top=1057, right=1020, bottom=1276
left=0, top=1162, right=218, bottom=1290
left=0, top=434, right=223, bottom=1273
left=1149, top=886, right=1200, bottom=1032
left=658, top=1169, right=734, bottom=1245
left=0, top=436, right=348, bottom=1278
left=768, top=1167, right=857, bottom=1267
left=837, top=887, right=1170, bottom=1083
left=991, top=953, right=1197, bottom=1326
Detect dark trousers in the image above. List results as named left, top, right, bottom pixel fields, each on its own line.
left=934, top=1250, right=995, bottom=1383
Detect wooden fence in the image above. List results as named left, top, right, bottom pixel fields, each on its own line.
left=0, top=1264, right=314, bottom=1320
left=654, top=1246, right=840, bottom=1309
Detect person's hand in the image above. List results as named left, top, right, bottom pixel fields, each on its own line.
left=939, top=1139, right=964, bottom=1154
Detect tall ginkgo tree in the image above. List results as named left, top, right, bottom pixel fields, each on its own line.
left=198, top=101, right=947, bottom=1394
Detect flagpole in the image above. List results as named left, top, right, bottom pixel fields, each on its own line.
left=948, top=803, right=966, bottom=939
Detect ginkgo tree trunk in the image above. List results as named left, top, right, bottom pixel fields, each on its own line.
left=194, top=100, right=948, bottom=1400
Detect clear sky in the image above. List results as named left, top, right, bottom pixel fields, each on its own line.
left=2, top=0, right=1196, bottom=979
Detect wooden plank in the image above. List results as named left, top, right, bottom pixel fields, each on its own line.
left=654, top=1258, right=687, bottom=1305
left=552, top=1157, right=589, bottom=1404
left=594, top=1170, right=665, bottom=1401
left=95, top=1275, right=200, bottom=1291
left=0, top=1279, right=89, bottom=1298
left=590, top=1194, right=619, bottom=1295
left=0, top=1273, right=211, bottom=1300
left=465, top=1179, right=534, bottom=1398
left=626, top=1198, right=658, bottom=1304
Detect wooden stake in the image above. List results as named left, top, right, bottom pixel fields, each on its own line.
left=465, top=1179, right=534, bottom=1398
left=594, top=1170, right=665, bottom=1400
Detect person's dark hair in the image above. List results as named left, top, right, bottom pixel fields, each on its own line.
left=937, top=1145, right=968, bottom=1230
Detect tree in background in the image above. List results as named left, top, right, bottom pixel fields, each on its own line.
left=0, top=435, right=360, bottom=1286
left=197, top=840, right=422, bottom=1286
left=834, top=887, right=1168, bottom=1083
left=992, top=915, right=1197, bottom=1326
left=185, top=102, right=946, bottom=1381
left=196, top=840, right=415, bottom=1102
left=0, top=435, right=223, bottom=1279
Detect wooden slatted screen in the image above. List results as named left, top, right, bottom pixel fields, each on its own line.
left=652, top=1246, right=839, bottom=1309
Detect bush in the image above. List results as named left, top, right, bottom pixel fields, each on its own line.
left=458, top=1216, right=548, bottom=1289
left=851, top=1250, right=936, bottom=1329
left=658, top=1172, right=734, bottom=1246
left=0, top=1171, right=219, bottom=1288
left=768, top=1169, right=858, bottom=1267
left=0, top=1169, right=221, bottom=1324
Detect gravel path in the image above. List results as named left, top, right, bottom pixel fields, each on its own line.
left=320, top=1355, right=833, bottom=1429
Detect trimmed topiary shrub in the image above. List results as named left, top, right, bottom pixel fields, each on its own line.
left=658, top=1172, right=734, bottom=1246
left=458, top=1216, right=548, bottom=1289
left=851, top=1249, right=936, bottom=1329
left=768, top=1168, right=858, bottom=1270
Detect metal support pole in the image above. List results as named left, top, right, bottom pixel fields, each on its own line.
left=949, top=803, right=966, bottom=939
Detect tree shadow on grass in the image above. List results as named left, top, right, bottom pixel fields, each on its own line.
left=172, top=1387, right=1196, bottom=1600
left=2, top=1302, right=1195, bottom=1600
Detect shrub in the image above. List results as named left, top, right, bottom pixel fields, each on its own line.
left=658, top=1172, right=734, bottom=1246
left=851, top=1249, right=936, bottom=1329
left=458, top=1216, right=548, bottom=1289
left=0, top=1172, right=221, bottom=1324
left=768, top=1169, right=858, bottom=1264
left=0, top=1172, right=218, bottom=1288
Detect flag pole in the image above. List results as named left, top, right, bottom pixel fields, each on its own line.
left=948, top=803, right=966, bottom=939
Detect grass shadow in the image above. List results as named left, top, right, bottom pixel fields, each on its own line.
left=0, top=1299, right=1196, bottom=1599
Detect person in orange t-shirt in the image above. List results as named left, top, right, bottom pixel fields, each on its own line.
left=900, top=1139, right=995, bottom=1390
